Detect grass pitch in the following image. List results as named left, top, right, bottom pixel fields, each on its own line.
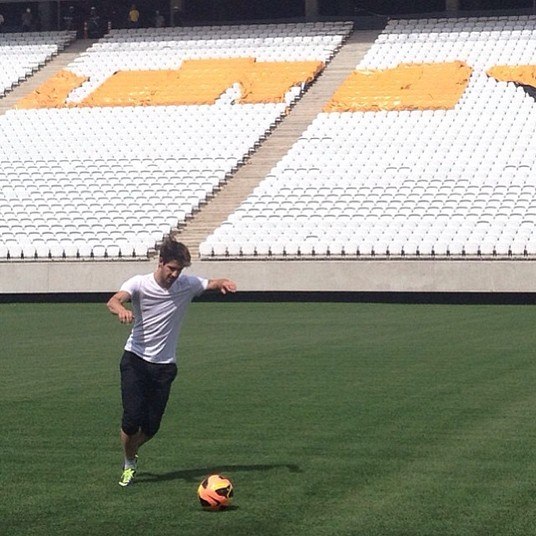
left=3, top=301, right=536, bottom=535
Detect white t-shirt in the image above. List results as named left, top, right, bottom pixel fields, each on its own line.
left=120, top=272, right=208, bottom=364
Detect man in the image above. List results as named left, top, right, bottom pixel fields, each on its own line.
left=21, top=8, right=32, bottom=31
left=128, top=4, right=140, bottom=28
left=63, top=6, right=75, bottom=31
left=154, top=10, right=165, bottom=28
left=88, top=6, right=101, bottom=38
left=107, top=238, right=237, bottom=486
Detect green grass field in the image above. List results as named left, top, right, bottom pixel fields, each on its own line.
left=3, top=301, right=536, bottom=536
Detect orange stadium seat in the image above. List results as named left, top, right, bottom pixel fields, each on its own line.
left=324, top=61, right=472, bottom=112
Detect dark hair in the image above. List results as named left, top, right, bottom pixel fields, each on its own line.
left=158, top=238, right=191, bottom=267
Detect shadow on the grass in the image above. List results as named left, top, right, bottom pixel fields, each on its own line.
left=136, top=463, right=302, bottom=484
left=199, top=505, right=240, bottom=513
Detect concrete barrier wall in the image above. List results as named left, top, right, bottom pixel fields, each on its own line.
left=1, top=259, right=536, bottom=294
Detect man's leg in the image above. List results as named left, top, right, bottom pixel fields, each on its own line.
left=118, top=356, right=177, bottom=486
left=119, top=351, right=148, bottom=486
left=143, top=362, right=178, bottom=439
left=120, top=428, right=151, bottom=460
left=119, top=428, right=153, bottom=486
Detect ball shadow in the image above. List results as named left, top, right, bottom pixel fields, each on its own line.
left=136, top=463, right=302, bottom=484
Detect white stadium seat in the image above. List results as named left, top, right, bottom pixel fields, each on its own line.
left=201, top=15, right=536, bottom=258
left=0, top=22, right=352, bottom=260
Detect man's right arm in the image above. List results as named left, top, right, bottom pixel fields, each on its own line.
left=107, top=290, right=134, bottom=324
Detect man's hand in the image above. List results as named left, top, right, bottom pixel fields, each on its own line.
left=207, top=278, right=237, bottom=294
left=107, top=291, right=134, bottom=324
left=117, top=308, right=134, bottom=324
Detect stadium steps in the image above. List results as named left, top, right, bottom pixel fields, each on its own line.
left=174, top=29, right=382, bottom=256
left=0, top=38, right=98, bottom=116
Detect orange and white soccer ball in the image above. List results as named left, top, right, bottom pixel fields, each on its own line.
left=197, top=474, right=234, bottom=510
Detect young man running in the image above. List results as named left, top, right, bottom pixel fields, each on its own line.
left=107, top=238, right=237, bottom=486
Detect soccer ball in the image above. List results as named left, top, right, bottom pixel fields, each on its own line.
left=197, top=474, right=234, bottom=510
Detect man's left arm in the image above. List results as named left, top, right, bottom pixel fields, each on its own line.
left=206, top=278, right=237, bottom=294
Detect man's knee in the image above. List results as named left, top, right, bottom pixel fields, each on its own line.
left=141, top=421, right=160, bottom=438
left=121, top=418, right=140, bottom=436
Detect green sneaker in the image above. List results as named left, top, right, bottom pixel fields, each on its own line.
left=119, top=467, right=136, bottom=487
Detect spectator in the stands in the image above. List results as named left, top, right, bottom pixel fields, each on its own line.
left=88, top=6, right=102, bottom=38
left=21, top=7, right=32, bottom=31
left=128, top=5, right=140, bottom=28
left=63, top=5, right=76, bottom=31
left=154, top=10, right=165, bottom=28
left=172, top=5, right=183, bottom=27
left=0, top=13, right=5, bottom=32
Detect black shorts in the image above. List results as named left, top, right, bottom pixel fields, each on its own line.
left=120, top=350, right=178, bottom=438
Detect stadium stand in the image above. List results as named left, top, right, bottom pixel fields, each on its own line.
left=0, top=21, right=353, bottom=261
left=200, top=15, right=536, bottom=259
left=0, top=31, right=75, bottom=97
